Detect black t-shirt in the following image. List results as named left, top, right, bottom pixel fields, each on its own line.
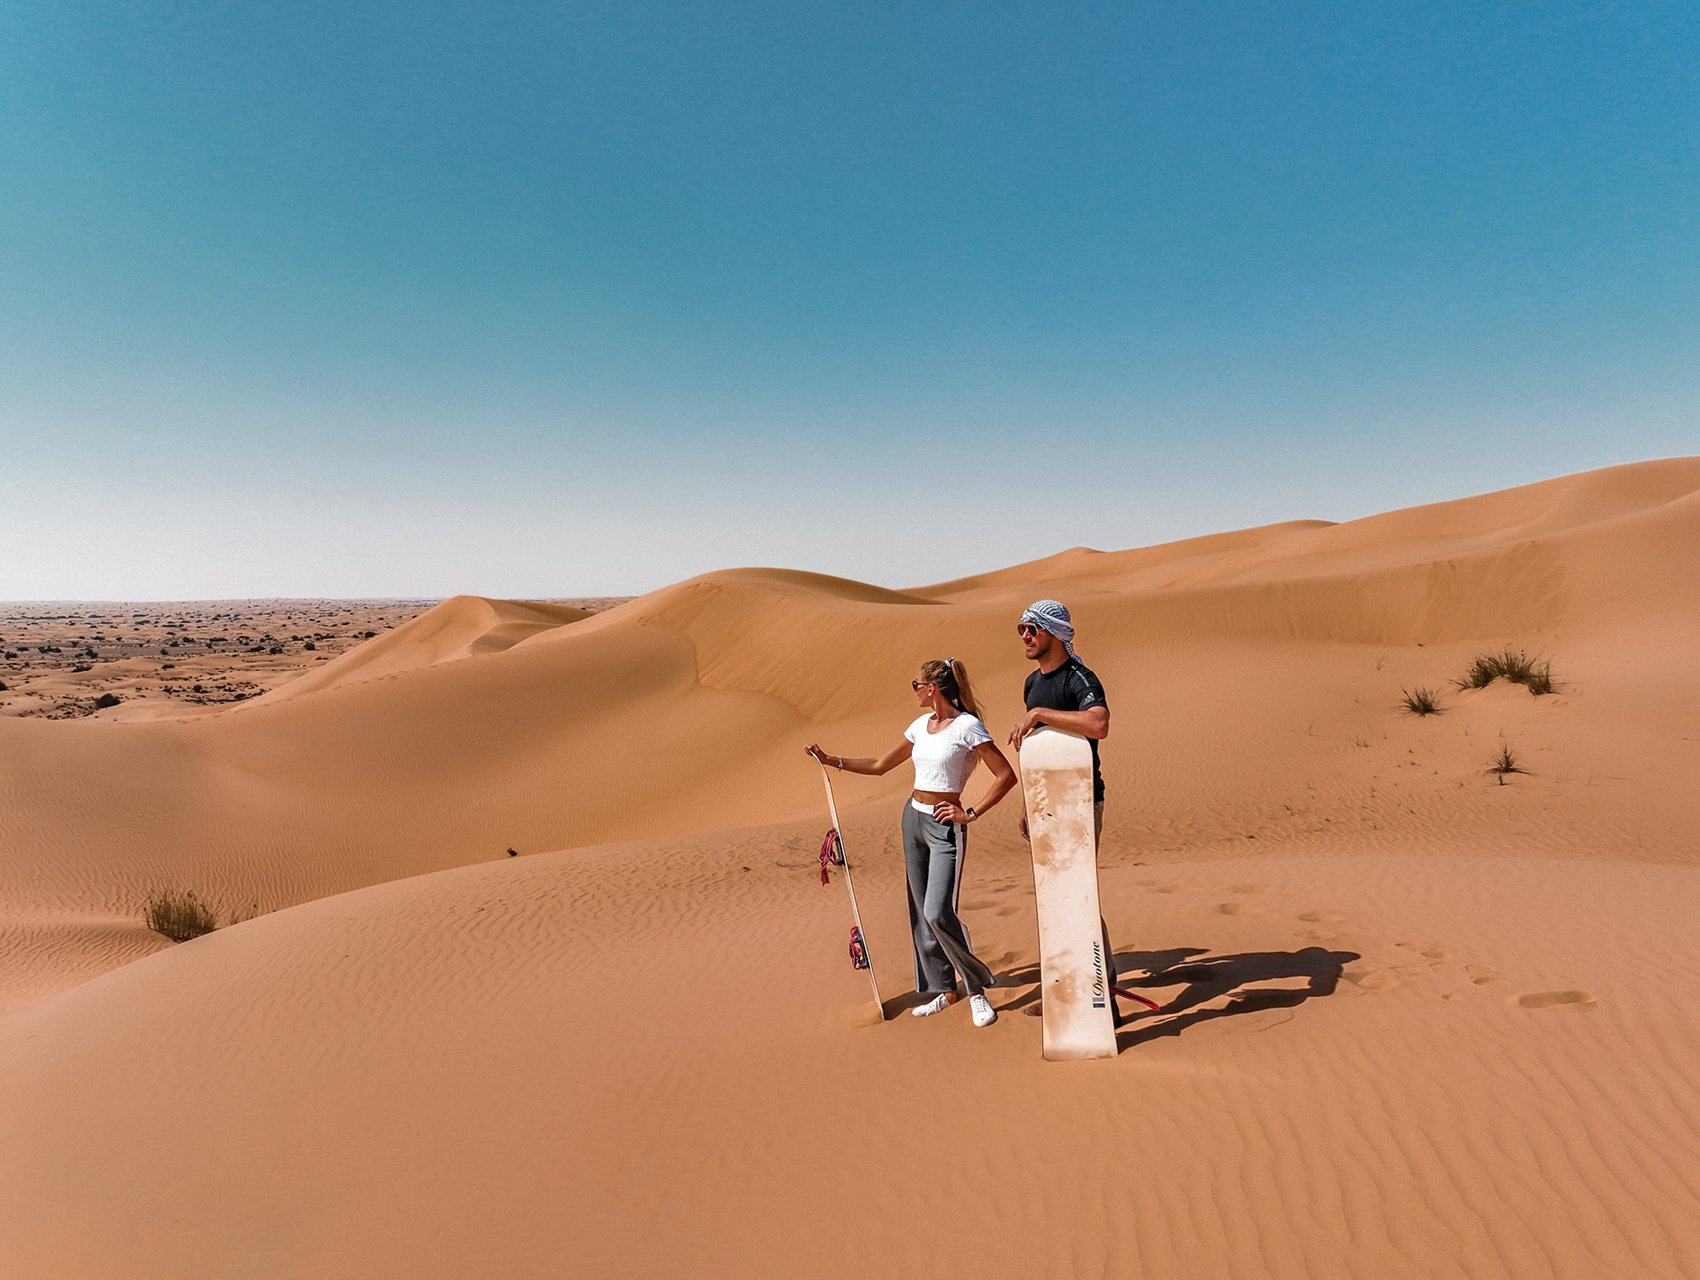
left=1023, top=658, right=1108, bottom=801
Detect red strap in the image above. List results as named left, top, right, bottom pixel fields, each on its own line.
left=819, top=828, right=843, bottom=884
left=1112, top=985, right=1162, bottom=1013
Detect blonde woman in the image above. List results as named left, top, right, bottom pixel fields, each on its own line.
left=806, top=658, right=1017, bottom=1027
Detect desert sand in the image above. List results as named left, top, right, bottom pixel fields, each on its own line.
left=2, top=457, right=1698, bottom=1279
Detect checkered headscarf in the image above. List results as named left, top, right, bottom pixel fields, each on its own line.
left=1020, top=599, right=1076, bottom=660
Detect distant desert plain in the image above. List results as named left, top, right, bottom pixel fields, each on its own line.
left=2, top=458, right=1698, bottom=1279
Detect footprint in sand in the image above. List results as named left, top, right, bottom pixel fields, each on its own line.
left=1218, top=902, right=1259, bottom=915
left=1395, top=942, right=1453, bottom=964
left=1150, top=882, right=1187, bottom=894
left=1227, top=884, right=1271, bottom=895
left=1517, top=990, right=1597, bottom=1010
left=1467, top=964, right=1505, bottom=986
left=1296, top=929, right=1338, bottom=942
left=1298, top=910, right=1343, bottom=924
left=1344, top=967, right=1401, bottom=992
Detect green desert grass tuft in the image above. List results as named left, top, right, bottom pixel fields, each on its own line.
left=145, top=889, right=220, bottom=943
left=1400, top=686, right=1443, bottom=716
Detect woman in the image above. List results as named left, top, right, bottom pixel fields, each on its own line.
left=805, top=657, right=1017, bottom=1028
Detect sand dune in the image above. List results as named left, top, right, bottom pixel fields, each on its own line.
left=264, top=595, right=592, bottom=701
left=2, top=458, right=1698, bottom=1277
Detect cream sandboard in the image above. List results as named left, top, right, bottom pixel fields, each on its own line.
left=1019, top=728, right=1116, bottom=1061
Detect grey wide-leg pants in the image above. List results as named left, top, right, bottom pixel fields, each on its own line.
left=901, top=801, right=996, bottom=998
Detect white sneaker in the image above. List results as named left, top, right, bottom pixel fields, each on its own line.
left=911, top=993, right=957, bottom=1017
left=970, top=994, right=997, bottom=1027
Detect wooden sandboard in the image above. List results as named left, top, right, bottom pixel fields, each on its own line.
left=1019, top=728, right=1116, bottom=1060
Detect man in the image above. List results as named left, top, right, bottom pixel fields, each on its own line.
left=1008, top=598, right=1124, bottom=1026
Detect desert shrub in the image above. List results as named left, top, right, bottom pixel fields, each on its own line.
left=1457, top=653, right=1503, bottom=689
left=1458, top=649, right=1557, bottom=694
left=1400, top=686, right=1443, bottom=716
left=93, top=692, right=121, bottom=709
left=1490, top=744, right=1523, bottom=776
left=145, top=889, right=219, bottom=942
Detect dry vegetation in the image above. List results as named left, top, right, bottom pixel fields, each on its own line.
left=1399, top=686, right=1443, bottom=716
left=1457, top=648, right=1556, bottom=695
left=144, top=889, right=220, bottom=943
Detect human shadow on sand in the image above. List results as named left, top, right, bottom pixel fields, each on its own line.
left=992, top=947, right=1204, bottom=1017
left=1113, top=946, right=1358, bottom=1049
left=989, top=946, right=1356, bottom=1050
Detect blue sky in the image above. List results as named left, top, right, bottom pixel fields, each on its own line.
left=2, top=1, right=1696, bottom=598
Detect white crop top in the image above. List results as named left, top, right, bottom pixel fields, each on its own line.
left=904, top=713, right=991, bottom=793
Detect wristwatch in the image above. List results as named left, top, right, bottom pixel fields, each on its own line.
left=965, top=807, right=977, bottom=823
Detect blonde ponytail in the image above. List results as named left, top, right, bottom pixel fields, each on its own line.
left=919, top=657, right=986, bottom=722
